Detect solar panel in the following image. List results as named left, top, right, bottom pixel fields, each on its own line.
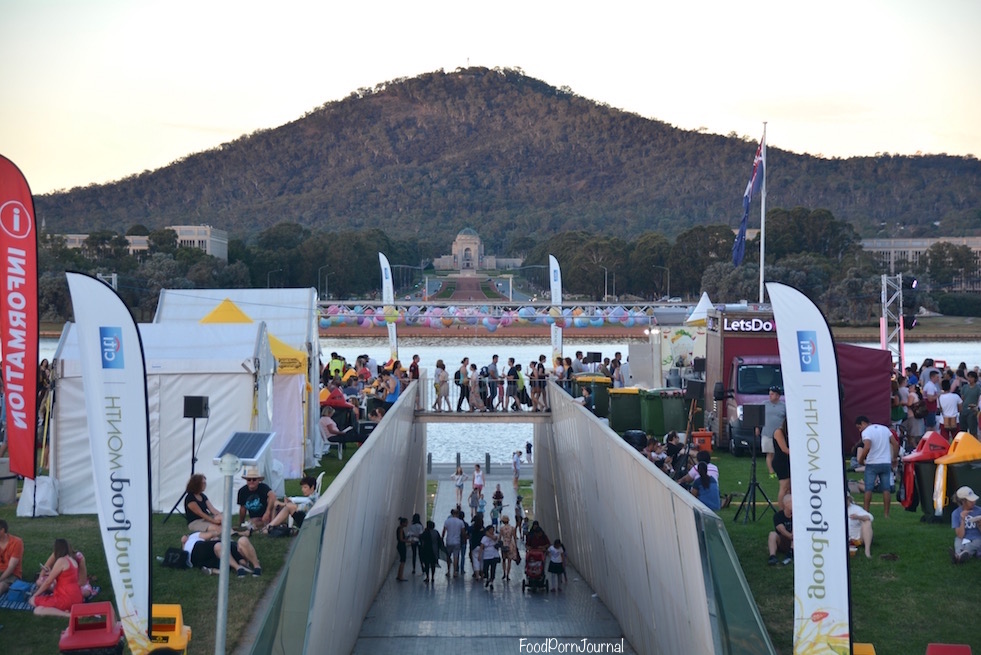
left=212, top=431, right=276, bottom=466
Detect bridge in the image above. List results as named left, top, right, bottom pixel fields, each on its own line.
left=246, top=381, right=775, bottom=655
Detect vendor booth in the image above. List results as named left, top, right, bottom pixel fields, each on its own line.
left=46, top=322, right=276, bottom=514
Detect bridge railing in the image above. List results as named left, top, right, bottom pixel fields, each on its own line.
left=538, top=381, right=775, bottom=655
left=250, top=381, right=426, bottom=655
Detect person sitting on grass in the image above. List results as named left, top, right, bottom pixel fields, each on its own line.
left=237, top=466, right=277, bottom=530
left=951, top=486, right=981, bottom=564
left=181, top=526, right=262, bottom=576
left=690, top=461, right=721, bottom=511
left=0, top=518, right=24, bottom=596
left=38, top=541, right=96, bottom=600
left=29, top=538, right=83, bottom=617
left=184, top=473, right=222, bottom=533
left=767, top=494, right=794, bottom=566
left=263, top=475, right=319, bottom=533
left=846, top=493, right=874, bottom=559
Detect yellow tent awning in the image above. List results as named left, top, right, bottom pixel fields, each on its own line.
left=269, top=333, right=307, bottom=375
left=200, top=297, right=253, bottom=324
left=200, top=298, right=306, bottom=375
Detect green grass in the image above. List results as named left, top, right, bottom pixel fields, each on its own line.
left=4, top=447, right=973, bottom=653
left=0, top=450, right=356, bottom=654
left=711, top=449, right=974, bottom=653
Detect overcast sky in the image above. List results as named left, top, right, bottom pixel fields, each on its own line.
left=1, top=0, right=979, bottom=195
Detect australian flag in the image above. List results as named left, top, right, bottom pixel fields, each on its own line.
left=732, top=136, right=765, bottom=266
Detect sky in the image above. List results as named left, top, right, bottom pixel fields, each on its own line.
left=1, top=0, right=979, bottom=195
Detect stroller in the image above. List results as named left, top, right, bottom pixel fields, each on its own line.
left=522, top=548, right=549, bottom=592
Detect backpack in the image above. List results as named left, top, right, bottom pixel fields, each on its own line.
left=911, top=399, right=929, bottom=419
left=454, top=369, right=462, bottom=386
left=161, top=547, right=189, bottom=569
left=480, top=366, right=489, bottom=378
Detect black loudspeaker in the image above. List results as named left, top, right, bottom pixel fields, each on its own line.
left=693, top=358, right=706, bottom=373
left=713, top=381, right=726, bottom=401
left=183, top=396, right=210, bottom=419
left=684, top=379, right=705, bottom=400
left=742, top=404, right=766, bottom=429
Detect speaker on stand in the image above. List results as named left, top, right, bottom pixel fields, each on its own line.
left=164, top=396, right=210, bottom=523
left=733, top=403, right=776, bottom=523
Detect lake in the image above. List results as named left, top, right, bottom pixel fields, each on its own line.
left=37, top=335, right=981, bottom=464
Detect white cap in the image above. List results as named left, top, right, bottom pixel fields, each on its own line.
left=955, top=486, right=979, bottom=502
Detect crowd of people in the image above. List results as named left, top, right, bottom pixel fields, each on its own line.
left=315, top=349, right=631, bottom=423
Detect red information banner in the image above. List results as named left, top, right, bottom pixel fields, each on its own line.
left=0, top=155, right=39, bottom=479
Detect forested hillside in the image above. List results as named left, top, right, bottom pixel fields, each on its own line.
left=36, top=67, right=981, bottom=256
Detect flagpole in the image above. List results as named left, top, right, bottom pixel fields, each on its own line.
left=758, top=122, right=767, bottom=304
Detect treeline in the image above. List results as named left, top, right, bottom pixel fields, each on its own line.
left=33, top=67, right=981, bottom=256
left=37, top=208, right=979, bottom=324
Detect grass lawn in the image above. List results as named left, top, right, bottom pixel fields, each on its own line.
left=0, top=450, right=356, bottom=655
left=710, top=449, right=975, bottom=654
left=3, top=445, right=974, bottom=653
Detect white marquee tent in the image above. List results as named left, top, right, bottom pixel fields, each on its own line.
left=48, top=322, right=276, bottom=514
left=153, top=288, right=321, bottom=466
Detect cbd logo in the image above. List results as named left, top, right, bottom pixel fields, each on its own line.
left=99, top=327, right=125, bottom=369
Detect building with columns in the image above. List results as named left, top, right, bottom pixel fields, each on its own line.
left=433, top=227, right=522, bottom=271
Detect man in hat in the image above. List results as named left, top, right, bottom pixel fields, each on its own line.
left=237, top=467, right=277, bottom=529
left=759, top=385, right=786, bottom=479
left=951, top=486, right=981, bottom=564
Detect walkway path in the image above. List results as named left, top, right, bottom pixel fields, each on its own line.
left=352, top=465, right=635, bottom=654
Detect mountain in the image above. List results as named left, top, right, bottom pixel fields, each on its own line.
left=35, top=67, right=981, bottom=254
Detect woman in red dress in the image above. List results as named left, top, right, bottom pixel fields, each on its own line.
left=30, top=538, right=83, bottom=617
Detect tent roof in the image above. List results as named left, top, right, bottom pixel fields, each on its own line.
left=154, top=288, right=317, bottom=348
left=55, top=322, right=271, bottom=376
left=686, top=292, right=714, bottom=326
left=200, top=297, right=254, bottom=324
left=269, top=333, right=307, bottom=375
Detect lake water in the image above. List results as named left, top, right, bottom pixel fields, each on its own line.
left=37, top=335, right=981, bottom=464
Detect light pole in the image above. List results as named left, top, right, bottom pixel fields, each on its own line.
left=652, top=265, right=670, bottom=300
left=266, top=268, right=283, bottom=289
left=510, top=265, right=548, bottom=302
left=317, top=265, right=330, bottom=300
left=600, top=266, right=609, bottom=302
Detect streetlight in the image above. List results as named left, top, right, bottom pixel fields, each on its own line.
left=600, top=266, right=609, bottom=302
left=509, top=265, right=548, bottom=302
left=652, top=265, right=670, bottom=300
left=317, top=265, right=330, bottom=300
left=266, top=268, right=283, bottom=288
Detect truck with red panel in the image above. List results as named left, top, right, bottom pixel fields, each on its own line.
left=704, top=306, right=893, bottom=456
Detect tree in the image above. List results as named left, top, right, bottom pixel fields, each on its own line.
left=757, top=207, right=860, bottom=262
left=669, top=225, right=734, bottom=298
left=921, top=242, right=975, bottom=289
left=148, top=228, right=178, bottom=255
left=627, top=232, right=672, bottom=299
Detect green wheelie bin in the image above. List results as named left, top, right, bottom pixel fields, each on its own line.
left=609, top=387, right=642, bottom=433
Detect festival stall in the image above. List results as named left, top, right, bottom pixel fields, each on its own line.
left=153, top=288, right=320, bottom=467
left=46, top=322, right=275, bottom=514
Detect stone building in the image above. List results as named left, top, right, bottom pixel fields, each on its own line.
left=432, top=227, right=522, bottom=271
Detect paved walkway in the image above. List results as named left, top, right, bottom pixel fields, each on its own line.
left=352, top=466, right=634, bottom=654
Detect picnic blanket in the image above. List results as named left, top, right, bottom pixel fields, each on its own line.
left=0, top=582, right=36, bottom=611
left=0, top=583, right=101, bottom=611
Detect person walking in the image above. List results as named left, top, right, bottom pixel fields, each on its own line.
left=456, top=358, right=471, bottom=412
left=855, top=416, right=899, bottom=518
left=473, top=463, right=484, bottom=496
left=433, top=359, right=452, bottom=412
left=406, top=514, right=424, bottom=575
left=547, top=539, right=567, bottom=591
left=480, top=524, right=502, bottom=590
left=395, top=517, right=409, bottom=581
left=498, top=515, right=519, bottom=581
left=419, top=520, right=441, bottom=583
left=451, top=466, right=468, bottom=505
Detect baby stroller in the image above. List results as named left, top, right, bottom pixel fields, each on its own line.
left=522, top=548, right=549, bottom=592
